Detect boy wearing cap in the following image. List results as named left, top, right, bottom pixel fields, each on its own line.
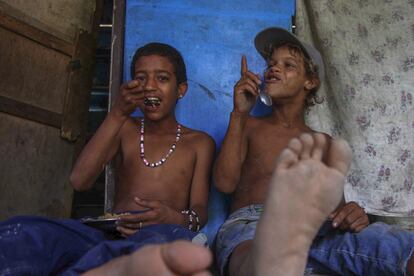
left=214, top=27, right=414, bottom=276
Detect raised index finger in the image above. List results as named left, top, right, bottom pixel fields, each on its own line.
left=241, top=55, right=248, bottom=76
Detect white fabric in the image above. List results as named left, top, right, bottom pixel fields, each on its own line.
left=296, top=0, right=414, bottom=216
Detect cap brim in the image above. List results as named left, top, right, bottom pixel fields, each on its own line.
left=254, top=27, right=325, bottom=81
left=255, top=27, right=308, bottom=59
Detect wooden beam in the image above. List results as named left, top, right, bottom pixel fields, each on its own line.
left=108, top=0, right=125, bottom=107
left=0, top=8, right=74, bottom=56
left=105, top=0, right=126, bottom=212
left=60, top=0, right=103, bottom=144
left=0, top=95, right=61, bottom=128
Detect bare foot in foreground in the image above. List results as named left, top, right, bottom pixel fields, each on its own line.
left=83, top=240, right=212, bottom=276
left=252, top=133, right=352, bottom=276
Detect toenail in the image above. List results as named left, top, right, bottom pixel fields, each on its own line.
left=301, top=133, right=312, bottom=139
left=288, top=138, right=301, bottom=149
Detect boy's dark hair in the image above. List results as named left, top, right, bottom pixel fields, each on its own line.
left=130, top=42, right=187, bottom=85
left=267, top=42, right=324, bottom=108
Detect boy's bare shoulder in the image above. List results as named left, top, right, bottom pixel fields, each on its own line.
left=181, top=126, right=215, bottom=150
left=244, top=115, right=270, bottom=132
left=244, top=117, right=333, bottom=141
left=246, top=115, right=264, bottom=126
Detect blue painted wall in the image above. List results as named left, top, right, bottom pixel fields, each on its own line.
left=124, top=0, right=295, bottom=245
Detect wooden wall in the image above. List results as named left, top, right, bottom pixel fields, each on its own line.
left=0, top=0, right=100, bottom=219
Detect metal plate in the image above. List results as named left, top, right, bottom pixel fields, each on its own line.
left=81, top=216, right=120, bottom=232
left=81, top=209, right=150, bottom=232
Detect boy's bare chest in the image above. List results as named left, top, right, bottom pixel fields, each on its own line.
left=120, top=131, right=195, bottom=177
left=116, top=139, right=195, bottom=208
left=232, top=128, right=302, bottom=209
left=247, top=128, right=300, bottom=164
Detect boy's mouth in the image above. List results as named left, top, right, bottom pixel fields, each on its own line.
left=144, top=97, right=161, bottom=107
left=266, top=74, right=281, bottom=82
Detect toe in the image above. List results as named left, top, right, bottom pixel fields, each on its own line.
left=275, top=148, right=298, bottom=172
left=311, top=133, right=327, bottom=161
left=162, top=241, right=212, bottom=274
left=326, top=138, right=352, bottom=175
left=298, top=133, right=314, bottom=160
left=287, top=137, right=302, bottom=156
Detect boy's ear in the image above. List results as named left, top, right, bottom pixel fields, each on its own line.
left=177, top=82, right=188, bottom=99
left=304, top=78, right=320, bottom=92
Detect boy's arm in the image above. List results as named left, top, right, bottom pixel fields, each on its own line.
left=213, top=111, right=249, bottom=193
left=70, top=80, right=144, bottom=191
left=323, top=136, right=369, bottom=232
left=69, top=110, right=126, bottom=191
left=187, top=133, right=216, bottom=227
left=214, top=55, right=260, bottom=193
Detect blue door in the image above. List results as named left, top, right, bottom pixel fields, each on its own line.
left=124, top=0, right=295, bottom=244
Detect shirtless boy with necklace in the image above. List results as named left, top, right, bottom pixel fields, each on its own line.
left=0, top=42, right=215, bottom=275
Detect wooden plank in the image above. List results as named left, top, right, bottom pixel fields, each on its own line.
left=0, top=113, right=74, bottom=219
left=105, top=0, right=126, bottom=212
left=61, top=29, right=95, bottom=142
left=0, top=0, right=101, bottom=220
left=0, top=8, right=74, bottom=56
left=60, top=0, right=103, bottom=144
left=0, top=95, right=61, bottom=128
left=108, top=0, right=125, bottom=105
left=0, top=27, right=70, bottom=114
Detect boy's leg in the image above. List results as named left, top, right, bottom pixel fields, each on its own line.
left=0, top=216, right=105, bottom=275
left=227, top=240, right=253, bottom=275
left=82, top=240, right=212, bottom=276
left=307, top=221, right=414, bottom=275
left=253, top=133, right=351, bottom=275
left=65, top=224, right=198, bottom=274
left=216, top=206, right=260, bottom=276
left=228, top=133, right=351, bottom=276
left=408, top=255, right=414, bottom=276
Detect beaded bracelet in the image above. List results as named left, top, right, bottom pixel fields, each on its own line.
left=181, top=209, right=200, bottom=232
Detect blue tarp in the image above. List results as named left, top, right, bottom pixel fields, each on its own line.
left=124, top=0, right=295, bottom=245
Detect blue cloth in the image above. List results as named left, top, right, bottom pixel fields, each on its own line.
left=215, top=204, right=414, bottom=276
left=0, top=216, right=196, bottom=275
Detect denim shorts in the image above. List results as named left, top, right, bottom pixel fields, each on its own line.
left=215, top=204, right=414, bottom=276
left=215, top=204, right=263, bottom=275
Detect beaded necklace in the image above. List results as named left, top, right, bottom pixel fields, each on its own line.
left=139, top=118, right=182, bottom=168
